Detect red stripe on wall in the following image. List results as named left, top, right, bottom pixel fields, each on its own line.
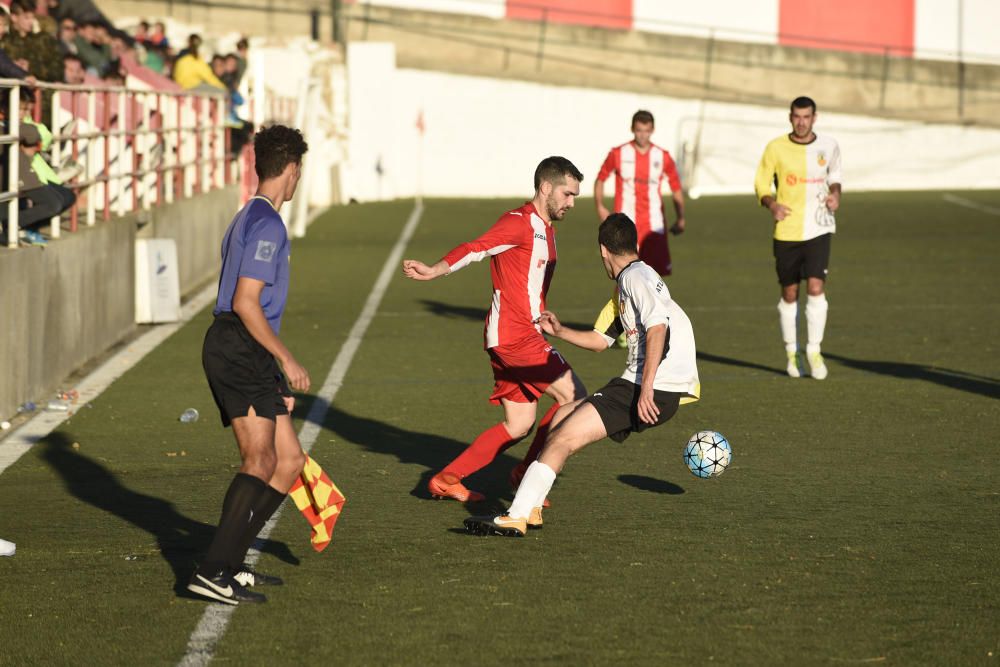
left=778, top=0, right=914, bottom=56
left=506, top=0, right=632, bottom=30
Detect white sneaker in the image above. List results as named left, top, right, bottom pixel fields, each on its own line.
left=808, top=351, right=828, bottom=380
left=786, top=350, right=802, bottom=378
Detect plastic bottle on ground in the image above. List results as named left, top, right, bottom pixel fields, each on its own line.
left=179, top=408, right=199, bottom=423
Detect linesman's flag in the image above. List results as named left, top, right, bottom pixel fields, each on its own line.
left=289, top=456, right=346, bottom=552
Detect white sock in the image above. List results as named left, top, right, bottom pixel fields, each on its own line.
left=806, top=294, right=828, bottom=352
left=507, top=461, right=556, bottom=519
left=777, top=299, right=798, bottom=353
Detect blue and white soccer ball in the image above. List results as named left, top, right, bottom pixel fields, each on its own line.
left=683, top=431, right=732, bottom=478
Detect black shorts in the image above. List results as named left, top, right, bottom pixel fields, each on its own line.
left=583, top=377, right=682, bottom=443
left=773, top=233, right=832, bottom=286
left=202, top=312, right=291, bottom=427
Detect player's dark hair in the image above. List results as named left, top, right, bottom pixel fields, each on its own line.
left=533, top=156, right=583, bottom=191
left=253, top=124, right=308, bottom=181
left=790, top=96, right=817, bottom=113
left=598, top=213, right=638, bottom=256
left=631, top=109, right=655, bottom=127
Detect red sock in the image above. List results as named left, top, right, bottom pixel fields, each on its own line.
left=521, top=402, right=560, bottom=466
left=443, top=423, right=517, bottom=479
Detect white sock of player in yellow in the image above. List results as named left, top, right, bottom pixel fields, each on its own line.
left=805, top=294, right=828, bottom=353
left=507, top=461, right=556, bottom=519
left=777, top=299, right=798, bottom=353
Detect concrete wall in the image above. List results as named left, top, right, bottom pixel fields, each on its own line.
left=343, top=43, right=1000, bottom=201
left=0, top=186, right=239, bottom=420
left=136, top=185, right=240, bottom=292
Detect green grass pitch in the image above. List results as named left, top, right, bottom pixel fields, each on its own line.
left=0, top=191, right=997, bottom=665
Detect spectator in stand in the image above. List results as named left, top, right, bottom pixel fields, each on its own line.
left=0, top=123, right=76, bottom=245
left=35, top=0, right=60, bottom=37
left=0, top=11, right=37, bottom=85
left=74, top=19, right=110, bottom=75
left=234, top=37, right=248, bottom=86
left=20, top=92, right=73, bottom=188
left=143, top=42, right=167, bottom=73
left=173, top=34, right=225, bottom=92
left=62, top=52, right=85, bottom=83
left=210, top=53, right=225, bottom=82
left=1, top=0, right=63, bottom=83
left=134, top=19, right=149, bottom=45
left=222, top=53, right=240, bottom=89
left=147, top=21, right=169, bottom=50
left=57, top=16, right=77, bottom=56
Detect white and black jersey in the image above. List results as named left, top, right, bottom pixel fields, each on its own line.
left=593, top=260, right=700, bottom=401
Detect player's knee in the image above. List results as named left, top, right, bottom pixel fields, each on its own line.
left=244, top=449, right=277, bottom=480
left=281, top=448, right=307, bottom=478
left=504, top=418, right=533, bottom=440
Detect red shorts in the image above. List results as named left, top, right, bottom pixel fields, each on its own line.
left=638, top=230, right=672, bottom=276
left=487, top=337, right=572, bottom=405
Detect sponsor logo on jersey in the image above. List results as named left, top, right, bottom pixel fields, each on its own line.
left=534, top=232, right=546, bottom=241
left=817, top=152, right=827, bottom=166
left=786, top=174, right=798, bottom=186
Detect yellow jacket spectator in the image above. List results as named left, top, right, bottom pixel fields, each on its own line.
left=173, top=53, right=225, bottom=90
left=172, top=34, right=225, bottom=91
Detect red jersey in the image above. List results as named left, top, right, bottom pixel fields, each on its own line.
left=442, top=202, right=557, bottom=349
left=597, top=142, right=681, bottom=237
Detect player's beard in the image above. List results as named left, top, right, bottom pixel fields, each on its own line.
left=546, top=194, right=565, bottom=221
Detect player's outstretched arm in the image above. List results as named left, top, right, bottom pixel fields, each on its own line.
left=539, top=311, right=608, bottom=352
left=402, top=259, right=449, bottom=281
left=233, top=277, right=311, bottom=392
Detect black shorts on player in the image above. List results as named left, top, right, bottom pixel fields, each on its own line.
left=202, top=312, right=291, bottom=427
left=773, top=232, right=831, bottom=286
left=583, top=377, right=682, bottom=443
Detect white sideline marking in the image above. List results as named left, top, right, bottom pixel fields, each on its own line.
left=943, top=194, right=1000, bottom=217
left=0, top=284, right=217, bottom=477
left=178, top=199, right=425, bottom=667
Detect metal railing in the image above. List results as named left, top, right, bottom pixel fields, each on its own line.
left=1, top=79, right=230, bottom=249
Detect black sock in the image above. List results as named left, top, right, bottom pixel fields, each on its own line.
left=228, top=485, right=286, bottom=571
left=198, top=473, right=267, bottom=576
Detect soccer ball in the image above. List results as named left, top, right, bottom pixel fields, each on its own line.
left=683, top=431, right=732, bottom=478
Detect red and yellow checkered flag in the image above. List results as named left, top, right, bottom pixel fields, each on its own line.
left=289, top=455, right=346, bottom=552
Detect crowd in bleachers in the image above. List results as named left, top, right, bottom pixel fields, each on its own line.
left=0, top=0, right=253, bottom=246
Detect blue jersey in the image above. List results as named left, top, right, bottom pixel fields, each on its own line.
left=213, top=196, right=290, bottom=334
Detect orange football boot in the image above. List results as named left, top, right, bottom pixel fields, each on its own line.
left=428, top=472, right=485, bottom=502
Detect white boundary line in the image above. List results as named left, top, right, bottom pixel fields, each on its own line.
left=943, top=194, right=1000, bottom=217
left=178, top=199, right=425, bottom=667
left=0, top=285, right=218, bottom=476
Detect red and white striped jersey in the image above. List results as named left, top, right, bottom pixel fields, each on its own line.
left=442, top=202, right=557, bottom=349
left=597, top=142, right=681, bottom=237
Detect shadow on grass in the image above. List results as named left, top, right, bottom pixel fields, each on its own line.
left=38, top=432, right=299, bottom=597
left=618, top=474, right=685, bottom=495
left=321, top=404, right=524, bottom=506
left=419, top=299, right=593, bottom=331
left=823, top=353, right=1000, bottom=399
left=696, top=350, right=786, bottom=376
